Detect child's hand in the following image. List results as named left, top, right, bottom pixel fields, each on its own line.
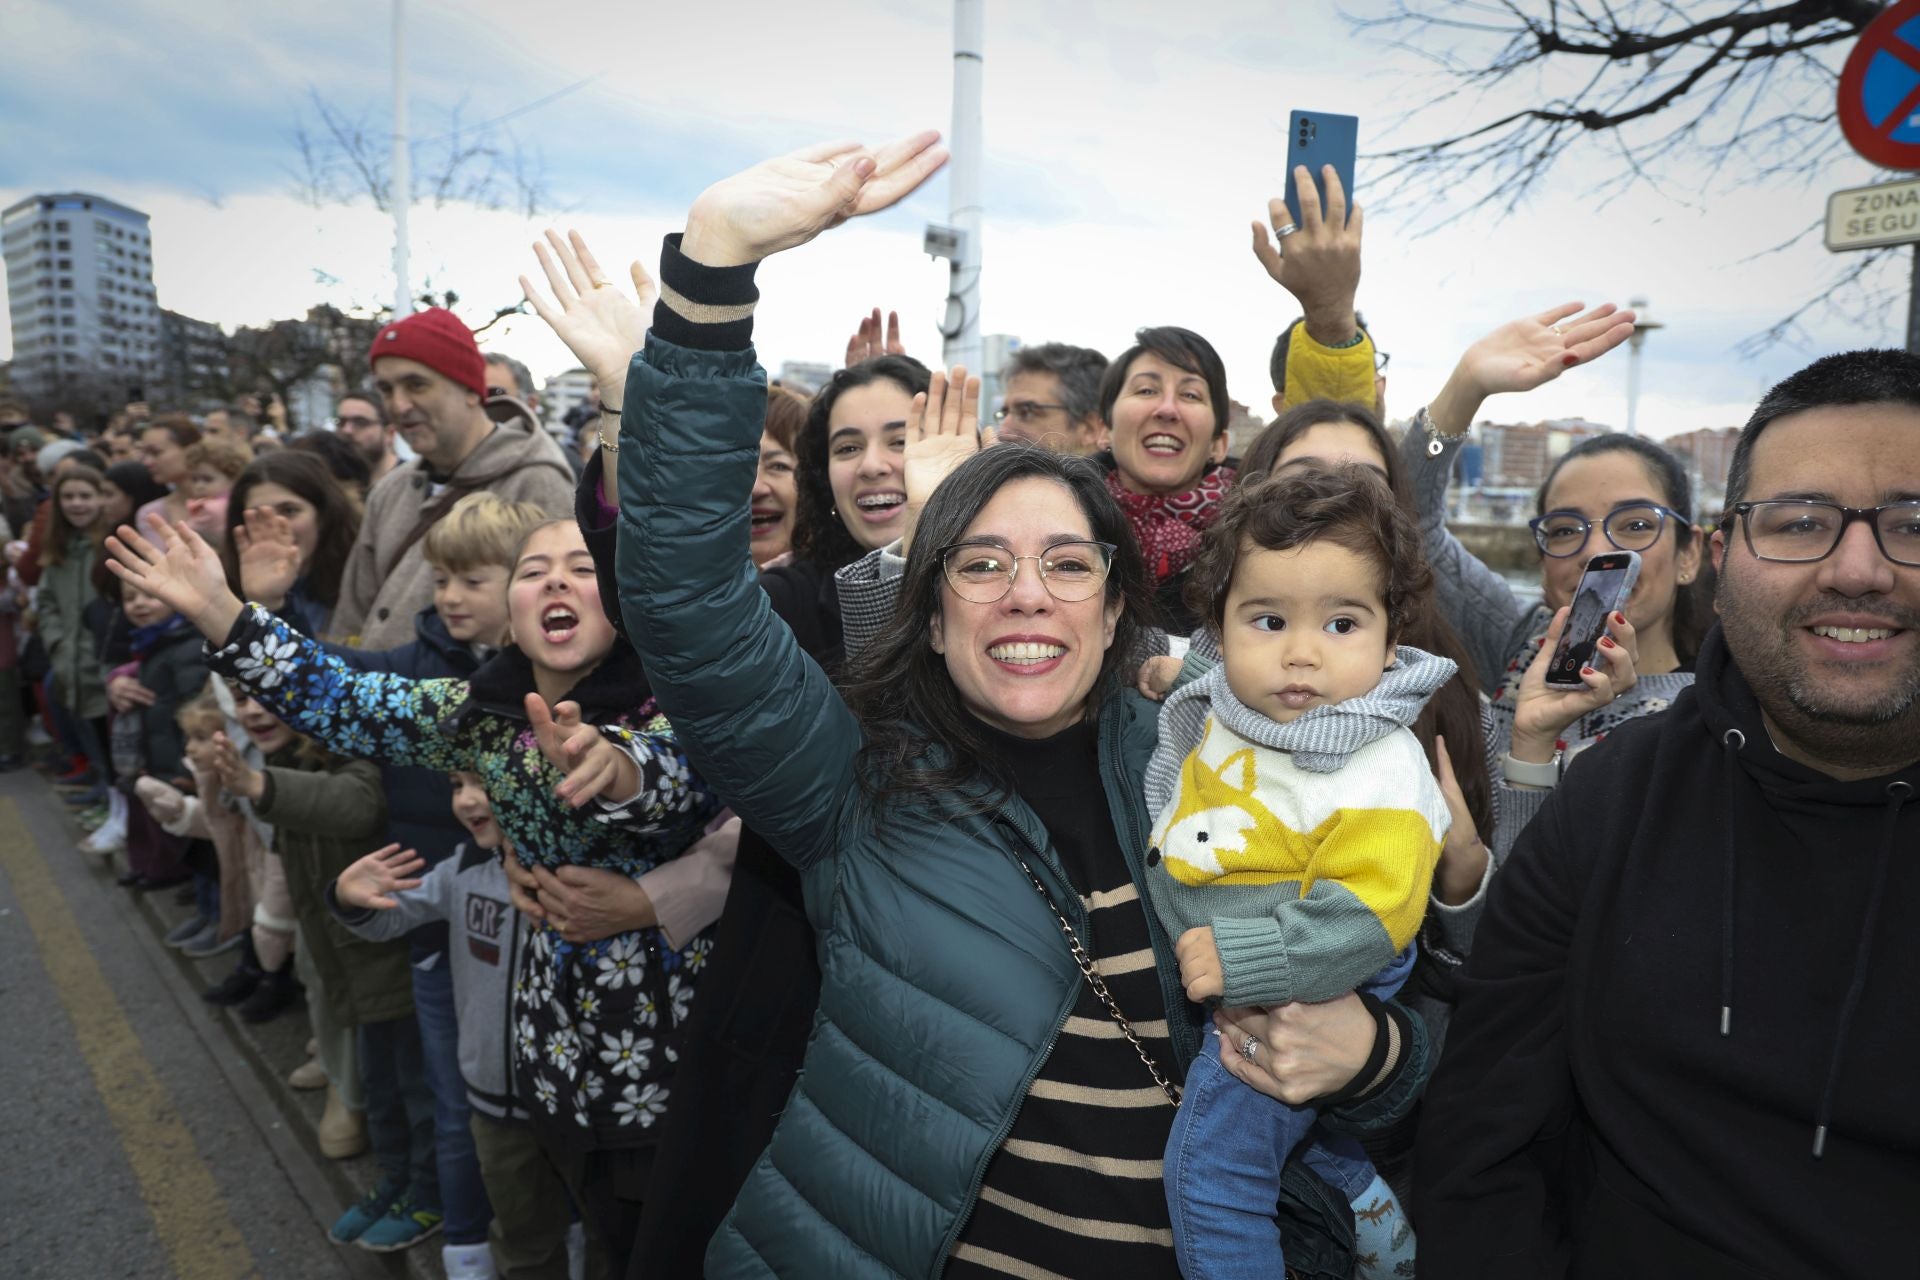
left=1176, top=926, right=1224, bottom=1002
left=525, top=695, right=640, bottom=809
left=1137, top=654, right=1183, bottom=701
left=210, top=731, right=265, bottom=802
left=103, top=513, right=244, bottom=641
left=500, top=851, right=547, bottom=924
left=234, top=506, right=302, bottom=610
left=336, top=843, right=426, bottom=911
left=107, top=674, right=158, bottom=713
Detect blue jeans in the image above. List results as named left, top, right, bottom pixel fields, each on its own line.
left=358, top=1016, right=440, bottom=1211
left=413, top=957, right=492, bottom=1243
left=1165, top=947, right=1414, bottom=1279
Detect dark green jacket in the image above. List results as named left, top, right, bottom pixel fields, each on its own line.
left=256, top=750, right=412, bottom=1027
left=616, top=335, right=1428, bottom=1279
left=37, top=536, right=106, bottom=721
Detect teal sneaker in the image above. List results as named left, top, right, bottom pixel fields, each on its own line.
left=356, top=1191, right=443, bottom=1253
left=328, top=1181, right=402, bottom=1245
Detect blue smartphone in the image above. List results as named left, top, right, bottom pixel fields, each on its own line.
left=1283, top=110, right=1359, bottom=228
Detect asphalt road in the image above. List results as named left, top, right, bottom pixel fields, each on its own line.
left=0, top=767, right=412, bottom=1280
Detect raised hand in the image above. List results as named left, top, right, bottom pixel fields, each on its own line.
left=1428, top=302, right=1639, bottom=437
left=1458, top=302, right=1638, bottom=399
left=520, top=229, right=657, bottom=399
left=524, top=695, right=641, bottom=809
left=104, top=513, right=243, bottom=642
left=1508, top=606, right=1640, bottom=768
left=209, top=731, right=265, bottom=802
left=234, top=505, right=302, bottom=609
left=901, top=365, right=986, bottom=554
left=336, top=843, right=427, bottom=911
left=845, top=308, right=906, bottom=367
left=680, top=132, right=948, bottom=268
left=1249, top=164, right=1362, bottom=345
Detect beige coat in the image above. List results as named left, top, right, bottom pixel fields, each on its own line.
left=331, top=398, right=574, bottom=649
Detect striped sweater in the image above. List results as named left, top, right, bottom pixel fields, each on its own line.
left=949, top=719, right=1182, bottom=1280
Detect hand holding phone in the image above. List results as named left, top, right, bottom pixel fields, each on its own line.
left=1545, top=552, right=1641, bottom=685
left=1282, top=110, right=1358, bottom=230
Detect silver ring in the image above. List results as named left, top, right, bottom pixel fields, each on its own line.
left=1274, top=223, right=1299, bottom=238
left=1241, top=1034, right=1259, bottom=1061
left=1550, top=323, right=1566, bottom=336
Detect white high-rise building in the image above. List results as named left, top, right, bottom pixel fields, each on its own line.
left=2, top=193, right=161, bottom=403
left=542, top=367, right=597, bottom=428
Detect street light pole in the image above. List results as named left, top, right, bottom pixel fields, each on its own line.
left=1625, top=296, right=1663, bottom=436
left=943, top=0, right=983, bottom=372
left=391, top=0, right=412, bottom=319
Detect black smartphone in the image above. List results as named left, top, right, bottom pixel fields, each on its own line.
left=1545, top=551, right=1641, bottom=686
left=1283, top=110, right=1359, bottom=229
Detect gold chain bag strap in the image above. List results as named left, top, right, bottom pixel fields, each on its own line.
left=1013, top=857, right=1182, bottom=1107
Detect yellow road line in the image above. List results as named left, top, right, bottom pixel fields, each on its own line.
left=0, top=800, right=256, bottom=1280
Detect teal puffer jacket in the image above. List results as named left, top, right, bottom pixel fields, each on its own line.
left=615, top=335, right=1428, bottom=1279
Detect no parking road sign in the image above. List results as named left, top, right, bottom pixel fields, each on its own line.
left=1839, top=0, right=1920, bottom=169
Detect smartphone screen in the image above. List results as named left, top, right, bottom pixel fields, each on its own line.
left=1545, top=552, right=1642, bottom=686
left=1284, top=111, right=1359, bottom=229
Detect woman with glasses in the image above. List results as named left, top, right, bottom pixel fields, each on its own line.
left=1407, top=302, right=1704, bottom=847
left=582, top=135, right=1429, bottom=1280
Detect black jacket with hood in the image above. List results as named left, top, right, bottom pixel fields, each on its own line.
left=1414, top=623, right=1919, bottom=1279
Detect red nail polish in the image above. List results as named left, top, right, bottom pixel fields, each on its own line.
left=1582, top=666, right=1597, bottom=676
left=1562, top=353, right=1579, bottom=366
left=1613, top=612, right=1627, bottom=624
left=1600, top=636, right=1617, bottom=649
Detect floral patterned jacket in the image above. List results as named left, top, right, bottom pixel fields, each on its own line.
left=210, top=603, right=719, bottom=1152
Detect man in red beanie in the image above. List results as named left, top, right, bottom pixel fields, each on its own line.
left=334, top=307, right=573, bottom=649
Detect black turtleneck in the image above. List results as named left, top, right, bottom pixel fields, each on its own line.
left=973, top=716, right=1116, bottom=898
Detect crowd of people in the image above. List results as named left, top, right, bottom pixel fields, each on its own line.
left=2, top=128, right=1913, bottom=1280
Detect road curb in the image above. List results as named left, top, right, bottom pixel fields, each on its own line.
left=61, top=783, right=443, bottom=1280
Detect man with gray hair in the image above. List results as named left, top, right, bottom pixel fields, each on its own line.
left=994, top=342, right=1108, bottom=455
left=483, top=352, right=539, bottom=417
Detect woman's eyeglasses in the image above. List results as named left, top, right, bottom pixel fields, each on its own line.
left=1529, top=503, right=1684, bottom=558
left=939, top=540, right=1116, bottom=603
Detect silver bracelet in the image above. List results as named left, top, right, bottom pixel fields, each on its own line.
left=1419, top=404, right=1467, bottom=458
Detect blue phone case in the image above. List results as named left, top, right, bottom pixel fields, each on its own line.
left=1283, top=111, right=1359, bottom=229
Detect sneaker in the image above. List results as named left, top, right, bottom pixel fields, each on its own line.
left=287, top=1057, right=328, bottom=1091
left=81, top=811, right=127, bottom=854
left=165, top=914, right=213, bottom=948
left=442, top=1241, right=497, bottom=1279
left=182, top=926, right=245, bottom=959
left=357, top=1192, right=443, bottom=1253
left=53, top=763, right=96, bottom=786
left=328, top=1181, right=404, bottom=1245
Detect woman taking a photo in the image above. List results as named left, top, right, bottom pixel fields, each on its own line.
left=556, top=133, right=1430, bottom=1280
left=1406, top=304, right=1704, bottom=847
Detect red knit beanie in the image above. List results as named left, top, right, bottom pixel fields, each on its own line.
left=368, top=307, right=487, bottom=398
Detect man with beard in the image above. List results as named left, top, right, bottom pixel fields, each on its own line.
left=336, top=308, right=573, bottom=649
left=1414, top=348, right=1920, bottom=1279
left=334, top=391, right=401, bottom=486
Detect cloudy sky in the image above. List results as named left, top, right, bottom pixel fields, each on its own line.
left=0, top=0, right=1903, bottom=437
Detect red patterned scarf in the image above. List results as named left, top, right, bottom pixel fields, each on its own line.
left=1104, top=463, right=1238, bottom=584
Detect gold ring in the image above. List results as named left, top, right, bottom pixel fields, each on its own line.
left=592, top=280, right=612, bottom=290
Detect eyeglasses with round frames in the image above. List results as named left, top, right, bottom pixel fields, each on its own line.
left=939, top=539, right=1116, bottom=603
left=1529, top=503, right=1686, bottom=558
left=1719, top=500, right=1920, bottom=567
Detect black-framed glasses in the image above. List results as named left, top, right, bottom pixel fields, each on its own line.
left=992, top=401, right=1070, bottom=426
left=939, top=539, right=1116, bottom=603
left=1529, top=503, right=1685, bottom=558
left=1720, top=500, right=1920, bottom=567
left=1374, top=349, right=1391, bottom=374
